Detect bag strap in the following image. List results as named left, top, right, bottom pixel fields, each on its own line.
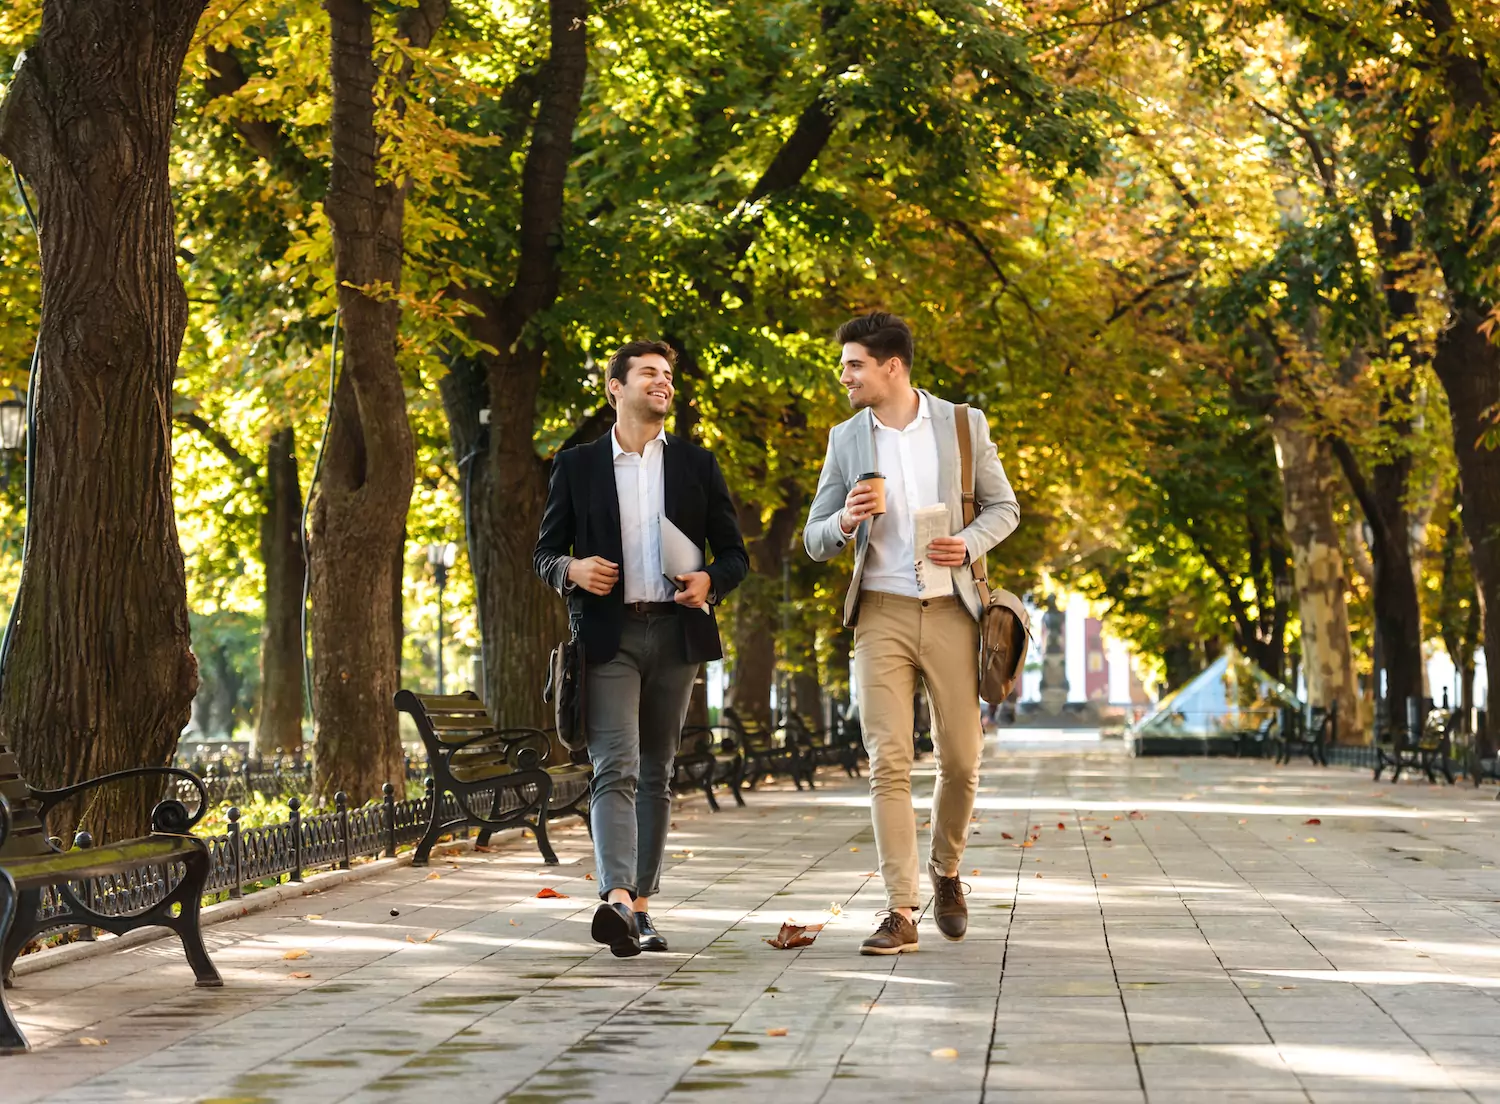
left=953, top=404, right=993, bottom=607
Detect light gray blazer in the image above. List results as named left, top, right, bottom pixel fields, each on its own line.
left=803, top=391, right=1020, bottom=626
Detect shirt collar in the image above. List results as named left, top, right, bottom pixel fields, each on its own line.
left=872, top=390, right=931, bottom=433
left=611, top=424, right=667, bottom=460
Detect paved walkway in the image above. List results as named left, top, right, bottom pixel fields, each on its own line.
left=10, top=741, right=1500, bottom=1103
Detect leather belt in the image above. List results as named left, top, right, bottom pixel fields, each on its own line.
left=625, top=601, right=678, bottom=616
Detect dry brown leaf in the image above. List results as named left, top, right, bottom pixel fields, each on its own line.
left=766, top=920, right=824, bottom=949
left=766, top=1027, right=789, bottom=1037
left=283, top=950, right=309, bottom=960
left=424, top=931, right=439, bottom=943
left=509, top=918, right=520, bottom=926
left=584, top=873, right=596, bottom=881
left=1101, top=873, right=1109, bottom=879
left=1001, top=832, right=1014, bottom=840
left=1056, top=822, right=1066, bottom=829
left=1127, top=811, right=1144, bottom=820
left=1304, top=818, right=1322, bottom=826
left=971, top=869, right=981, bottom=876
left=426, top=872, right=442, bottom=880
left=1102, top=835, right=1112, bottom=842
left=288, top=971, right=313, bottom=979
left=1020, top=840, right=1034, bottom=848
left=405, top=934, right=417, bottom=943
left=79, top=1037, right=107, bottom=1046
left=536, top=887, right=568, bottom=899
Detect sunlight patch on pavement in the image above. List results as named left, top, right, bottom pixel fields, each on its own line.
left=1204, top=1043, right=1464, bottom=1089
left=1240, top=968, right=1500, bottom=989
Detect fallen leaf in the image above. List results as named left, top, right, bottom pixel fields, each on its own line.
left=1113, top=815, right=1123, bottom=821
left=1128, top=811, right=1144, bottom=820
left=1001, top=832, right=1014, bottom=840
left=1305, top=837, right=1317, bottom=843
left=474, top=845, right=493, bottom=853
left=1303, top=818, right=1321, bottom=826
left=766, top=920, right=824, bottom=949
left=766, top=1027, right=789, bottom=1037
left=850, top=847, right=860, bottom=852
left=304, top=914, right=323, bottom=921
left=283, top=950, right=309, bottom=960
left=1020, top=840, right=1034, bottom=848
left=829, top=902, right=843, bottom=916
left=1056, top=822, right=1066, bottom=829
left=1035, top=873, right=1043, bottom=878
left=509, top=919, right=520, bottom=926
left=405, top=934, right=417, bottom=943
left=426, top=872, right=442, bottom=880
left=670, top=821, right=679, bottom=829
left=931, top=1047, right=959, bottom=1059
left=1278, top=985, right=1297, bottom=990
left=536, top=887, right=568, bottom=899
left=584, top=873, right=596, bottom=881
left=521, top=829, right=534, bottom=838
left=1238, top=819, right=1248, bottom=824
left=424, top=931, right=439, bottom=943
left=1102, top=835, right=1112, bottom=842
left=971, top=869, right=981, bottom=876
left=390, top=909, right=400, bottom=917
left=288, top=971, right=312, bottom=979
left=1101, top=873, right=1109, bottom=879
left=79, top=1037, right=107, bottom=1046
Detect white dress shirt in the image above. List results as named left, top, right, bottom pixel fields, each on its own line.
left=860, top=391, right=941, bottom=598
left=612, top=425, right=675, bottom=603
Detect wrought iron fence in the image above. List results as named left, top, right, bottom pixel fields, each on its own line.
left=171, top=750, right=429, bottom=805
left=35, top=780, right=475, bottom=933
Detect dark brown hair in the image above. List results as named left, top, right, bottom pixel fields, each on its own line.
left=605, top=340, right=678, bottom=407
left=835, top=311, right=914, bottom=369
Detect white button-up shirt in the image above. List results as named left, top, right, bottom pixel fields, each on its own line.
left=860, top=391, right=941, bottom=598
left=612, top=425, right=675, bottom=603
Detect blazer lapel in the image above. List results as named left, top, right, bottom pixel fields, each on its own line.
left=593, top=433, right=622, bottom=560
left=929, top=392, right=959, bottom=509
left=663, top=433, right=684, bottom=526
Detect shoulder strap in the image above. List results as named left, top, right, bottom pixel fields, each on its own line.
left=952, top=404, right=992, bottom=605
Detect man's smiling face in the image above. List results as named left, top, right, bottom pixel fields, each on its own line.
left=839, top=341, right=903, bottom=410
left=612, top=353, right=675, bottom=419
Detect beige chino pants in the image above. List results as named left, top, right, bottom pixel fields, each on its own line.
left=851, top=591, right=983, bottom=910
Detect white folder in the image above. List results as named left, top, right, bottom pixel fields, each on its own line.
left=660, top=517, right=711, bottom=614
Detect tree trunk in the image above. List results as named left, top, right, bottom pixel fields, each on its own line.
left=725, top=580, right=777, bottom=728
left=1431, top=302, right=1500, bottom=756
left=1270, top=407, right=1360, bottom=737
left=257, top=427, right=305, bottom=757
left=0, top=0, right=204, bottom=841
left=440, top=0, right=588, bottom=724
left=311, top=0, right=446, bottom=801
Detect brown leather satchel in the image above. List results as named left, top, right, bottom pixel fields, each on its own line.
left=954, top=404, right=1031, bottom=705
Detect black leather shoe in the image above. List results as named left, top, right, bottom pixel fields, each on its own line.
left=591, top=902, right=641, bottom=958
left=636, top=912, right=668, bottom=952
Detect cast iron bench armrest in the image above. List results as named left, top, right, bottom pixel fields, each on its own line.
left=0, top=793, right=10, bottom=851
left=437, top=727, right=552, bottom=772
left=31, top=766, right=209, bottom=834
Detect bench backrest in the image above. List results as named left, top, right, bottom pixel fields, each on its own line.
left=0, top=744, right=53, bottom=857
left=395, top=689, right=559, bottom=778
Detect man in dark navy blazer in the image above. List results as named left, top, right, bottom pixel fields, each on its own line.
left=534, top=340, right=748, bottom=958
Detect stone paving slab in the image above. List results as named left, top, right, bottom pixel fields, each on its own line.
left=8, top=742, right=1500, bottom=1102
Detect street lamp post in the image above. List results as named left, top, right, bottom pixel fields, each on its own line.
left=427, top=542, right=457, bottom=694
left=0, top=394, right=26, bottom=489
left=1274, top=575, right=1294, bottom=688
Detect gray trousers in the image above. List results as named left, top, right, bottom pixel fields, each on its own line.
left=585, top=611, right=698, bottom=901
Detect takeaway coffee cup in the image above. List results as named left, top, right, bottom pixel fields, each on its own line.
left=856, top=472, right=887, bottom=517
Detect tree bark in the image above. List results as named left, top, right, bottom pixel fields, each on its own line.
left=724, top=579, right=777, bottom=728
left=256, top=427, right=305, bottom=757
left=1431, top=301, right=1500, bottom=755
left=0, top=0, right=204, bottom=841
left=441, top=0, right=588, bottom=725
left=1270, top=405, right=1360, bottom=737
left=311, top=0, right=447, bottom=800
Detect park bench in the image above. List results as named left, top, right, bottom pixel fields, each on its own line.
left=785, top=712, right=862, bottom=778
left=1232, top=712, right=1277, bottom=759
left=0, top=748, right=220, bottom=1054
left=673, top=725, right=745, bottom=811
left=1275, top=703, right=1335, bottom=766
left=395, top=690, right=592, bottom=867
left=1375, top=697, right=1457, bottom=785
left=721, top=707, right=814, bottom=790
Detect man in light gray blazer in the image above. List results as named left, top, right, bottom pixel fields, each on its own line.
left=805, top=311, right=1019, bottom=955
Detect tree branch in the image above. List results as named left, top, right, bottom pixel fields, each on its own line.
left=175, top=411, right=259, bottom=481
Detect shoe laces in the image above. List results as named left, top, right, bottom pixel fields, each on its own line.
left=874, top=910, right=912, bottom=935
left=934, top=874, right=969, bottom=906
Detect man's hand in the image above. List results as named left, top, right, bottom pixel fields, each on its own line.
left=673, top=571, right=713, bottom=609
left=839, top=482, right=880, bottom=535
left=567, top=556, right=620, bottom=596
left=926, top=536, right=968, bottom=568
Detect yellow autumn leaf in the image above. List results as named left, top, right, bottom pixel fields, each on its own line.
left=79, top=1037, right=107, bottom=1046
left=931, top=1047, right=959, bottom=1058
left=283, top=949, right=309, bottom=960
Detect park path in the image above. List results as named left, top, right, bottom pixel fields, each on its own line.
left=9, top=738, right=1500, bottom=1103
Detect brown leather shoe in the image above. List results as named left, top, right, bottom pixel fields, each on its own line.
left=860, top=910, right=919, bottom=955
left=929, top=863, right=968, bottom=941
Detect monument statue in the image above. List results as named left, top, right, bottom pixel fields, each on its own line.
left=1040, top=595, right=1069, bottom=716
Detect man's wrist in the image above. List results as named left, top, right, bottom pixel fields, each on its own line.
left=838, top=511, right=856, bottom=537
